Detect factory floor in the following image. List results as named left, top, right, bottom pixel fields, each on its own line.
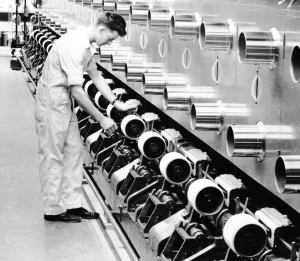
left=0, top=54, right=121, bottom=261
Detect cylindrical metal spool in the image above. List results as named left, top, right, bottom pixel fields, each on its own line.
left=163, top=86, right=190, bottom=111
left=93, top=0, right=102, bottom=11
left=83, top=0, right=92, bottom=8
left=200, top=20, right=234, bottom=51
left=147, top=7, right=172, bottom=31
left=75, top=0, right=83, bottom=5
left=99, top=46, right=133, bottom=63
left=115, top=1, right=132, bottom=21
left=275, top=156, right=300, bottom=193
left=190, top=101, right=224, bottom=133
left=111, top=54, right=147, bottom=71
left=142, top=73, right=187, bottom=95
left=45, top=14, right=58, bottom=25
left=126, top=62, right=164, bottom=82
left=170, top=12, right=201, bottom=40
left=238, top=28, right=281, bottom=69
left=130, top=4, right=151, bottom=26
left=54, top=19, right=64, bottom=31
left=226, top=122, right=266, bottom=161
left=102, top=0, right=117, bottom=12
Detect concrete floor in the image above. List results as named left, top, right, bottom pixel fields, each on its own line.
left=0, top=56, right=119, bottom=261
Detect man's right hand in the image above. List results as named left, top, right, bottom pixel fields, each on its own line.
left=98, top=116, right=118, bottom=134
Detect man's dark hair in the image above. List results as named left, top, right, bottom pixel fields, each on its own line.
left=96, top=12, right=127, bottom=37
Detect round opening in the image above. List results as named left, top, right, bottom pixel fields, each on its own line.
left=166, top=159, right=191, bottom=184
left=290, top=45, right=300, bottom=83
left=190, top=104, right=196, bottom=130
left=234, top=224, right=267, bottom=257
left=199, top=23, right=206, bottom=49
left=143, top=136, right=165, bottom=159
left=163, top=87, right=168, bottom=110
left=170, top=16, right=175, bottom=38
left=195, top=187, right=224, bottom=215
left=110, top=55, right=114, bottom=65
left=147, top=10, right=151, bottom=30
left=125, top=119, right=145, bottom=139
left=114, top=2, right=117, bottom=12
left=125, top=64, right=128, bottom=79
left=129, top=5, right=133, bottom=23
left=142, top=74, right=146, bottom=94
left=275, top=157, right=286, bottom=193
left=226, top=126, right=235, bottom=157
left=238, top=32, right=247, bottom=63
left=102, top=0, right=105, bottom=9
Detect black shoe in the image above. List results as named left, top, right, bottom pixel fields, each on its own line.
left=44, top=212, right=81, bottom=223
left=67, top=207, right=100, bottom=219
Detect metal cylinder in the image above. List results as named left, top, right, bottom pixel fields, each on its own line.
left=199, top=20, right=234, bottom=51
left=170, top=12, right=201, bottom=40
left=83, top=0, right=92, bottom=8
left=99, top=46, right=133, bottom=63
left=226, top=122, right=266, bottom=161
left=75, top=0, right=83, bottom=5
left=143, top=73, right=187, bottom=95
left=190, top=101, right=224, bottom=133
left=275, top=156, right=300, bottom=193
left=130, top=3, right=151, bottom=26
left=142, top=73, right=166, bottom=95
left=111, top=53, right=147, bottom=71
left=102, top=0, right=117, bottom=12
left=290, top=45, right=300, bottom=83
left=163, top=86, right=190, bottom=111
left=147, top=7, right=172, bottom=31
left=93, top=0, right=103, bottom=11
left=238, top=28, right=280, bottom=68
left=115, top=1, right=132, bottom=21
left=126, top=62, right=164, bottom=82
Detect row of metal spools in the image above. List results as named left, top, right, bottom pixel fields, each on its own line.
left=76, top=72, right=295, bottom=261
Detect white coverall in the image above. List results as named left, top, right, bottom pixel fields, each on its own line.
left=35, top=29, right=97, bottom=215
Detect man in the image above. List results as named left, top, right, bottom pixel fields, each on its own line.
left=35, top=12, right=137, bottom=222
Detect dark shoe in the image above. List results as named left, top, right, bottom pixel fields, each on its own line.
left=67, top=207, right=100, bottom=219
left=44, top=212, right=81, bottom=223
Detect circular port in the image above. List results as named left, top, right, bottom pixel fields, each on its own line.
left=190, top=104, right=197, bottom=130
left=238, top=32, right=246, bottom=63
left=199, top=23, right=206, bottom=49
left=291, top=45, right=300, bottom=83
left=170, top=15, right=175, bottom=38
left=163, top=87, right=168, bottom=110
left=275, top=156, right=286, bottom=193
left=147, top=9, right=151, bottom=30
left=226, top=126, right=234, bottom=157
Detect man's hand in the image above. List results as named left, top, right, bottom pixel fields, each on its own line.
left=98, top=116, right=118, bottom=134
left=114, top=99, right=140, bottom=112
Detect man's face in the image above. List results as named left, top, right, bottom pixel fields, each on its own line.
left=95, top=26, right=119, bottom=47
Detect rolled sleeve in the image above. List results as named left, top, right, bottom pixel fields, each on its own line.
left=59, top=46, right=85, bottom=87
left=86, top=58, right=97, bottom=72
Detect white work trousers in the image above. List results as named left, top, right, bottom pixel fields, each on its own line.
left=35, top=81, right=83, bottom=215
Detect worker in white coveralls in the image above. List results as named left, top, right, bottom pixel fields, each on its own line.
left=35, top=12, right=138, bottom=222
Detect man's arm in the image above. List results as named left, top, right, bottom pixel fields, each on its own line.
left=71, top=85, right=117, bottom=133
left=87, top=68, right=139, bottom=111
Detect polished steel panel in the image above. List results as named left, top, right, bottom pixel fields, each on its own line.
left=98, top=0, right=300, bottom=214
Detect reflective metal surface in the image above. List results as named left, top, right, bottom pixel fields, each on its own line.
left=238, top=28, right=281, bottom=68
left=190, top=100, right=224, bottom=133
left=200, top=20, right=235, bottom=51
left=275, top=156, right=300, bottom=193
left=147, top=7, right=173, bottom=32
left=170, top=12, right=201, bottom=40
left=126, top=62, right=164, bottom=82
left=103, top=0, right=117, bottom=12
left=97, top=0, right=300, bottom=214
left=111, top=53, right=147, bottom=71
left=130, top=3, right=152, bottom=26
left=115, top=1, right=132, bottom=21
